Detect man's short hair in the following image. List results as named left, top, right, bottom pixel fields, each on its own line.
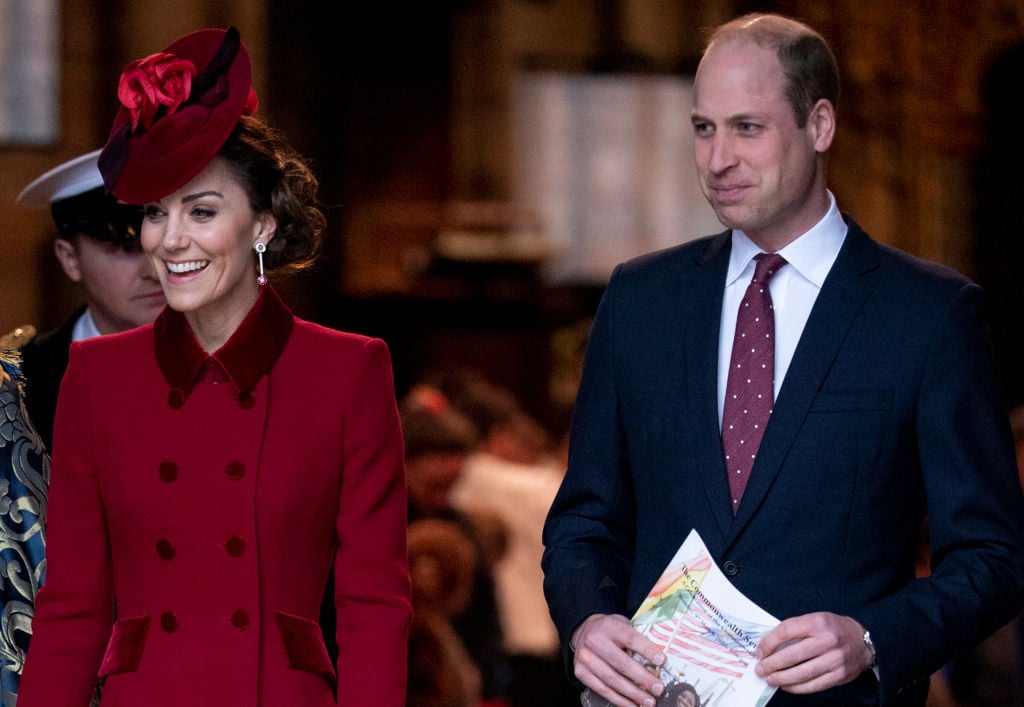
left=706, top=13, right=840, bottom=128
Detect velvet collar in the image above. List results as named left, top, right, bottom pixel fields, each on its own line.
left=153, top=285, right=294, bottom=401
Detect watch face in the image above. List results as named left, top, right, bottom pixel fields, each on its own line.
left=863, top=630, right=877, bottom=668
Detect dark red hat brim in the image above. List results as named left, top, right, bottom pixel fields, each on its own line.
left=102, top=28, right=253, bottom=205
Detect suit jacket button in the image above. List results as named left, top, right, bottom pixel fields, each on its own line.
left=158, top=461, right=178, bottom=482
left=237, top=391, right=255, bottom=409
left=156, top=538, right=176, bottom=559
left=225, top=461, right=245, bottom=480
left=231, top=610, right=250, bottom=630
left=226, top=536, right=246, bottom=557
left=160, top=611, right=178, bottom=632
left=167, top=389, right=185, bottom=408
left=722, top=560, right=739, bottom=576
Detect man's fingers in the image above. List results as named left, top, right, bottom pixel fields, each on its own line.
left=573, top=614, right=666, bottom=706
left=755, top=612, right=871, bottom=693
left=575, top=659, right=661, bottom=707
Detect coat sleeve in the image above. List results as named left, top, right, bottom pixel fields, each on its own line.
left=19, top=344, right=112, bottom=705
left=542, top=265, right=638, bottom=665
left=333, top=338, right=411, bottom=705
left=856, top=282, right=1024, bottom=702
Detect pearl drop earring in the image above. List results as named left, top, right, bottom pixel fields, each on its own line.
left=255, top=242, right=267, bottom=286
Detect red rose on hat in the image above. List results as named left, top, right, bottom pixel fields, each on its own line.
left=99, top=27, right=258, bottom=204
left=118, top=53, right=198, bottom=132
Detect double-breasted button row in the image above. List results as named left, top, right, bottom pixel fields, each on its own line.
left=159, top=610, right=251, bottom=632
left=226, top=536, right=246, bottom=557
left=154, top=536, right=246, bottom=559
left=167, top=389, right=185, bottom=409
left=167, top=388, right=257, bottom=409
left=156, top=461, right=247, bottom=481
left=231, top=610, right=250, bottom=630
left=156, top=538, right=176, bottom=559
left=161, top=611, right=178, bottom=632
left=158, top=462, right=178, bottom=482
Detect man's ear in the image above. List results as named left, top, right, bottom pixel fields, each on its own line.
left=53, top=238, right=83, bottom=282
left=809, top=98, right=836, bottom=153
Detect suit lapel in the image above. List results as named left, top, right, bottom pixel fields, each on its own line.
left=680, top=232, right=736, bottom=544
left=727, top=217, right=881, bottom=538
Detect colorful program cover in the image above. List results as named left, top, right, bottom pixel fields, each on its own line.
left=581, top=529, right=780, bottom=707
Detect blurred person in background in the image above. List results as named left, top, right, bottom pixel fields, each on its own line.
left=431, top=370, right=578, bottom=705
left=16, top=149, right=166, bottom=450
left=401, top=384, right=512, bottom=704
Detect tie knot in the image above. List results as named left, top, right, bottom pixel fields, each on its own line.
left=752, top=253, right=787, bottom=284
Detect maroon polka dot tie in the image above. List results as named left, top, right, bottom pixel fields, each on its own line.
left=722, top=252, right=787, bottom=513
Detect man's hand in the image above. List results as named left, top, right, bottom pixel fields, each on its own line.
left=572, top=613, right=666, bottom=707
left=755, top=612, right=875, bottom=694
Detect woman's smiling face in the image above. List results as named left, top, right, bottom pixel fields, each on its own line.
left=142, top=156, right=275, bottom=341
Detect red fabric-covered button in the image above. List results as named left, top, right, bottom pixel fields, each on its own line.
left=231, top=610, right=250, bottom=630
left=237, top=391, right=255, bottom=409
left=226, top=536, right=246, bottom=557
left=158, top=462, right=178, bottom=482
left=167, top=389, right=185, bottom=408
left=156, top=538, right=176, bottom=560
left=160, top=612, right=178, bottom=632
left=225, top=461, right=245, bottom=480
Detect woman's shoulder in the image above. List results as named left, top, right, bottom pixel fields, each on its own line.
left=69, top=324, right=155, bottom=367
left=291, top=318, right=383, bottom=346
left=289, top=318, right=391, bottom=358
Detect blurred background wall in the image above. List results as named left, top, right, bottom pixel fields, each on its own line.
left=2, top=0, right=1023, bottom=425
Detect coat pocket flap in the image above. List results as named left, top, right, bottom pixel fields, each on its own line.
left=98, top=614, right=150, bottom=678
left=274, top=610, right=336, bottom=688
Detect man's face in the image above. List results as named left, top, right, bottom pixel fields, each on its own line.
left=691, top=39, right=833, bottom=249
left=57, top=235, right=166, bottom=334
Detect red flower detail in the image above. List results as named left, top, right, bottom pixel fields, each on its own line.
left=243, top=87, right=259, bottom=116
left=117, top=52, right=197, bottom=132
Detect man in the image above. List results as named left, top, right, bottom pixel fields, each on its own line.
left=542, top=13, right=1024, bottom=707
left=16, top=150, right=166, bottom=449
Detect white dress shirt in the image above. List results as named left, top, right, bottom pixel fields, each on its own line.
left=717, top=192, right=848, bottom=426
left=71, top=309, right=102, bottom=343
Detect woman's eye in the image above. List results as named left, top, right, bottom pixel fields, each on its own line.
left=143, top=205, right=165, bottom=220
left=192, top=206, right=216, bottom=219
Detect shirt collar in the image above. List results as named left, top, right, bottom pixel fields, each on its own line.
left=154, top=285, right=294, bottom=400
left=72, top=309, right=102, bottom=342
left=726, top=190, right=848, bottom=288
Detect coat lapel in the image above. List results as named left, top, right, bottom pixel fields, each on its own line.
left=727, top=217, right=881, bottom=538
left=680, top=232, right=737, bottom=545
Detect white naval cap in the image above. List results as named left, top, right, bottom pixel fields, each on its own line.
left=16, top=149, right=104, bottom=208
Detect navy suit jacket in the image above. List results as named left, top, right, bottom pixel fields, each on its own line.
left=19, top=308, right=81, bottom=451
left=542, top=217, right=1024, bottom=705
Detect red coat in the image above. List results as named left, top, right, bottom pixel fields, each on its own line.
left=20, top=287, right=411, bottom=706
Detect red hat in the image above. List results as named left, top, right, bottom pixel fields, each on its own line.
left=98, top=27, right=259, bottom=204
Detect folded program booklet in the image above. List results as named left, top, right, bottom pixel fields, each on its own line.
left=581, top=529, right=780, bottom=707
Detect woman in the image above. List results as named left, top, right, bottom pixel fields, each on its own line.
left=19, top=27, right=411, bottom=706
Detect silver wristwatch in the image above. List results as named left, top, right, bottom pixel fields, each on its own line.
left=863, top=630, right=878, bottom=669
